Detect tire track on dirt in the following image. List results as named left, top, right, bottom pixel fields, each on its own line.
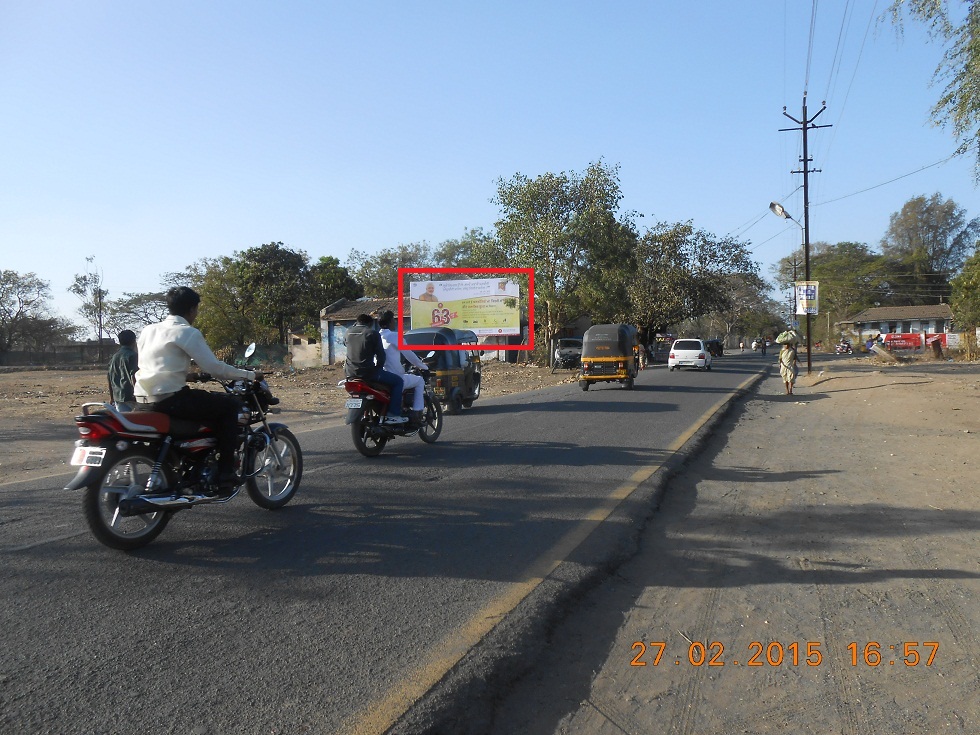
left=806, top=557, right=882, bottom=735
left=904, top=542, right=980, bottom=681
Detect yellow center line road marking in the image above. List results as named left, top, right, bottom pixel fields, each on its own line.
left=339, top=373, right=758, bottom=735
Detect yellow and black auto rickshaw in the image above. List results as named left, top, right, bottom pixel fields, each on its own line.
left=578, top=323, right=639, bottom=391
left=403, top=327, right=482, bottom=414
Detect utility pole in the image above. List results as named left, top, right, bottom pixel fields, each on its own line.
left=779, top=93, right=831, bottom=375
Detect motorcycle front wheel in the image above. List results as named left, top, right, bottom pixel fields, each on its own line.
left=418, top=395, right=444, bottom=444
left=246, top=427, right=303, bottom=509
left=352, top=407, right=388, bottom=457
left=82, top=450, right=172, bottom=550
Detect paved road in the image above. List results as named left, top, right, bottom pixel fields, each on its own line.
left=0, top=353, right=770, bottom=734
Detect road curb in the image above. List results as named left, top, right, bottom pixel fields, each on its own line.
left=389, top=365, right=773, bottom=734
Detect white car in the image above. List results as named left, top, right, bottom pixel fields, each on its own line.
left=668, top=338, right=712, bottom=371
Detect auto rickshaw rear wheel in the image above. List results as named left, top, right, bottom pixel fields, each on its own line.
left=446, top=389, right=464, bottom=415
left=624, top=377, right=634, bottom=390
left=580, top=380, right=589, bottom=391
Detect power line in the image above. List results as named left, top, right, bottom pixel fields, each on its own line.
left=812, top=155, right=956, bottom=206
left=804, top=0, right=820, bottom=93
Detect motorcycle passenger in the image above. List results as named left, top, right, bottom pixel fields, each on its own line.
left=133, top=286, right=263, bottom=493
left=107, top=329, right=138, bottom=412
left=377, top=310, right=429, bottom=426
left=344, top=313, right=407, bottom=424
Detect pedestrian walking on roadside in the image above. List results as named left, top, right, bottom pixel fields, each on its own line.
left=779, top=342, right=799, bottom=395
left=739, top=340, right=744, bottom=352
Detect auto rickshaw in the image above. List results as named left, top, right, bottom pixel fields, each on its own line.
left=578, top=323, right=640, bottom=391
left=403, top=327, right=482, bottom=414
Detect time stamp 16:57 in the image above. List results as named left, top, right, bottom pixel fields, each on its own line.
left=630, top=641, right=940, bottom=668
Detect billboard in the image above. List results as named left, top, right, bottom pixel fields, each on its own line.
left=397, top=268, right=535, bottom=350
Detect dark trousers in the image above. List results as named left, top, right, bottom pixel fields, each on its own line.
left=155, top=387, right=241, bottom=474
left=367, top=369, right=404, bottom=416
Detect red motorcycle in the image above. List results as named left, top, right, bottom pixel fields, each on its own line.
left=65, top=355, right=302, bottom=550
left=342, top=362, right=443, bottom=457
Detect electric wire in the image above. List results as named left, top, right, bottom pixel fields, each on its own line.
left=813, top=155, right=956, bottom=206
left=819, top=0, right=879, bottom=167
left=804, top=0, right=820, bottom=94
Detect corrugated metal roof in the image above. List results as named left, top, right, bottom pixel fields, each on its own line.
left=843, top=304, right=953, bottom=323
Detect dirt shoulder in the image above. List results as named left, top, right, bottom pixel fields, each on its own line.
left=0, top=360, right=580, bottom=479
left=489, top=358, right=980, bottom=734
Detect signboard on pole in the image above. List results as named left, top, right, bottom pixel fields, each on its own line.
left=795, top=281, right=819, bottom=315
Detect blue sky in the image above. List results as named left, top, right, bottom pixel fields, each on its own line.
left=2, top=1, right=976, bottom=325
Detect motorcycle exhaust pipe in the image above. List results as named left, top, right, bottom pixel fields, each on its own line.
left=118, top=493, right=229, bottom=515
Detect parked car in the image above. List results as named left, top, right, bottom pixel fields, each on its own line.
left=704, top=339, right=724, bottom=357
left=668, top=338, right=713, bottom=371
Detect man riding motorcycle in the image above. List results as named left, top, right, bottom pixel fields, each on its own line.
left=133, top=286, right=263, bottom=493
left=377, top=310, right=429, bottom=426
left=344, top=313, right=407, bottom=424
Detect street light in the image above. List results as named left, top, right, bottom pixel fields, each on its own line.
left=769, top=201, right=813, bottom=375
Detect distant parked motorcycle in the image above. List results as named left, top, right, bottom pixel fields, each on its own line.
left=835, top=341, right=853, bottom=355
left=551, top=351, right=581, bottom=373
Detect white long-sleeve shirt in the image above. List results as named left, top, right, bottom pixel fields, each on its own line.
left=134, top=315, right=256, bottom=399
left=378, top=328, right=428, bottom=376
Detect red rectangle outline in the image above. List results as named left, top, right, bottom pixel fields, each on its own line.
left=397, top=268, right=535, bottom=351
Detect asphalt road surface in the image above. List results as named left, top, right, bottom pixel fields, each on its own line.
left=0, top=353, right=770, bottom=735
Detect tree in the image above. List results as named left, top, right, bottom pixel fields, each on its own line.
left=487, top=161, right=635, bottom=349
left=887, top=1, right=980, bottom=180
left=104, top=292, right=168, bottom=334
left=879, top=194, right=980, bottom=303
left=433, top=227, right=495, bottom=269
left=951, top=249, right=980, bottom=327
left=17, top=316, right=82, bottom=353
left=238, top=242, right=310, bottom=345
left=711, top=270, right=772, bottom=344
left=69, top=256, right=109, bottom=357
left=166, top=256, right=260, bottom=347
left=304, top=256, right=363, bottom=334
left=628, top=221, right=756, bottom=334
left=346, top=242, right=435, bottom=297
left=773, top=241, right=895, bottom=343
left=0, top=271, right=57, bottom=358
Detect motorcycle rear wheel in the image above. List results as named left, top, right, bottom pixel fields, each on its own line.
left=82, top=450, right=172, bottom=550
left=352, top=407, right=388, bottom=457
left=418, top=396, right=443, bottom=443
left=246, top=427, right=303, bottom=509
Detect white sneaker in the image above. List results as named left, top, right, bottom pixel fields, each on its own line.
left=383, top=415, right=408, bottom=424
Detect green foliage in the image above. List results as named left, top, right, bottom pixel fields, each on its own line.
left=0, top=270, right=67, bottom=355
left=887, top=1, right=980, bottom=180
left=169, top=244, right=362, bottom=348
left=433, top=227, right=495, bottom=269
left=307, top=255, right=363, bottom=315
left=69, top=257, right=109, bottom=345
left=346, top=242, right=435, bottom=297
left=879, top=193, right=980, bottom=303
left=629, top=222, right=757, bottom=333
left=238, top=242, right=310, bottom=345
left=104, top=292, right=168, bottom=334
left=166, top=256, right=259, bottom=347
left=489, top=161, right=634, bottom=340
left=951, top=249, right=980, bottom=327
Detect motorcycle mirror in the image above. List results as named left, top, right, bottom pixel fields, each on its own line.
left=244, top=343, right=256, bottom=360
left=425, top=351, right=436, bottom=358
